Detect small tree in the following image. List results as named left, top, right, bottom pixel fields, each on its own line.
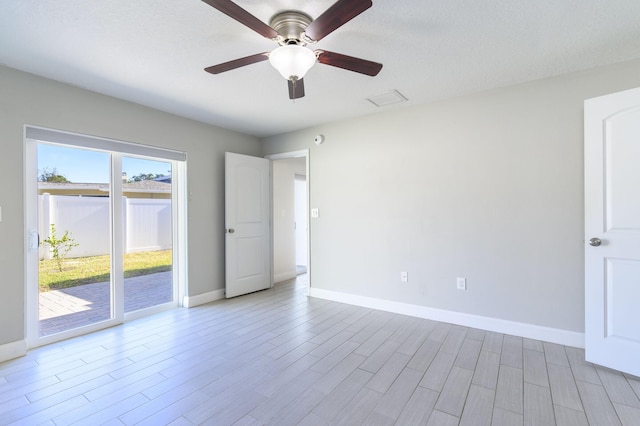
left=39, top=167, right=70, bottom=183
left=42, top=224, right=79, bottom=272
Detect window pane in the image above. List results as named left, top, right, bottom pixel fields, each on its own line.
left=122, top=156, right=173, bottom=313
left=38, top=144, right=112, bottom=336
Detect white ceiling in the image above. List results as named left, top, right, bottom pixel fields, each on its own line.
left=2, top=0, right=640, bottom=138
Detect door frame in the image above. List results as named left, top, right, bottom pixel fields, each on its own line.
left=294, top=173, right=308, bottom=271
left=266, top=150, right=311, bottom=295
left=24, top=125, right=188, bottom=348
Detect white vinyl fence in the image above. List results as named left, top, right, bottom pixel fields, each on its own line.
left=39, top=193, right=171, bottom=260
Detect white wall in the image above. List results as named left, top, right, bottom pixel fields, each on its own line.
left=272, top=157, right=306, bottom=283
left=0, top=65, right=260, bottom=353
left=262, top=59, right=640, bottom=339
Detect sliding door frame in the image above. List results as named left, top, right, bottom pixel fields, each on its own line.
left=24, top=126, right=188, bottom=348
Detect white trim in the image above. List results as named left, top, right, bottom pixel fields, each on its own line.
left=174, top=160, right=188, bottom=307
left=266, top=149, right=311, bottom=296
left=309, top=288, right=585, bottom=348
left=112, top=154, right=125, bottom=322
left=0, top=340, right=28, bottom=363
left=32, top=319, right=121, bottom=349
left=266, top=150, right=308, bottom=161
left=24, top=137, right=39, bottom=347
left=183, top=289, right=225, bottom=308
left=25, top=125, right=186, bottom=161
left=124, top=302, right=176, bottom=322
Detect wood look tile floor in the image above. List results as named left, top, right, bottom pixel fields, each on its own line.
left=2, top=274, right=640, bottom=425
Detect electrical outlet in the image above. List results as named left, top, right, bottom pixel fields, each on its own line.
left=401, top=272, right=408, bottom=282
left=457, top=277, right=466, bottom=290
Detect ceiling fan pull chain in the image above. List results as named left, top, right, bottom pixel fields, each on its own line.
left=291, top=78, right=297, bottom=104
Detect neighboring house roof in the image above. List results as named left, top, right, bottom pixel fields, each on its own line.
left=38, top=181, right=171, bottom=194
left=153, top=175, right=172, bottom=183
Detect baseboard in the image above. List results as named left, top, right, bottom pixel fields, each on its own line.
left=309, top=288, right=585, bottom=349
left=274, top=271, right=297, bottom=284
left=183, top=288, right=225, bottom=308
left=0, top=339, right=28, bottom=363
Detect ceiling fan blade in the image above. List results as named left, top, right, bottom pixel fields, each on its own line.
left=201, top=0, right=280, bottom=39
left=315, top=50, right=382, bottom=76
left=204, top=52, right=269, bottom=74
left=304, top=0, right=372, bottom=41
left=288, top=79, right=305, bottom=99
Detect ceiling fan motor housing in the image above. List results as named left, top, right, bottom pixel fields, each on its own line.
left=269, top=11, right=313, bottom=45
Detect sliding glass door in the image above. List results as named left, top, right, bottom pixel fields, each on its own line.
left=37, top=144, right=113, bottom=337
left=25, top=128, right=185, bottom=346
left=122, top=156, right=174, bottom=314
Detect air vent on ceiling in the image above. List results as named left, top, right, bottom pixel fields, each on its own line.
left=366, top=90, right=408, bottom=107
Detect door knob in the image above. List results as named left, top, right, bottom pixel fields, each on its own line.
left=227, top=228, right=235, bottom=234
left=588, top=237, right=601, bottom=247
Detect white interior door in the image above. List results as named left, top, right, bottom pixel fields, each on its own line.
left=585, top=86, right=640, bottom=377
left=225, top=152, right=271, bottom=298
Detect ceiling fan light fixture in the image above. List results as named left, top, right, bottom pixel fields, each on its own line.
left=269, top=45, right=316, bottom=80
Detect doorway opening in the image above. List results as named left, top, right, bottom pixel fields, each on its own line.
left=268, top=150, right=310, bottom=292
left=25, top=126, right=187, bottom=347
left=295, top=174, right=308, bottom=275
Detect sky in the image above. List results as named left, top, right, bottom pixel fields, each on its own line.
left=38, top=143, right=171, bottom=183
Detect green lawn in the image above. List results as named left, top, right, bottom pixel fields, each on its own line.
left=39, top=250, right=172, bottom=291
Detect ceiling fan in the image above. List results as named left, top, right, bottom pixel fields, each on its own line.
left=201, top=0, right=383, bottom=99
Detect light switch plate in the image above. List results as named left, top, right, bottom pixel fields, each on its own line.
left=457, top=277, right=467, bottom=290
left=311, top=208, right=319, bottom=218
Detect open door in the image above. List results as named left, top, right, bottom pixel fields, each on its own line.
left=225, top=152, right=271, bottom=298
left=585, top=86, right=640, bottom=377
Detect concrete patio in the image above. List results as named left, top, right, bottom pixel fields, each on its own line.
left=39, top=271, right=173, bottom=336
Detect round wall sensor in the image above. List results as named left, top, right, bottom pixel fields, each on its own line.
left=314, top=134, right=325, bottom=145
